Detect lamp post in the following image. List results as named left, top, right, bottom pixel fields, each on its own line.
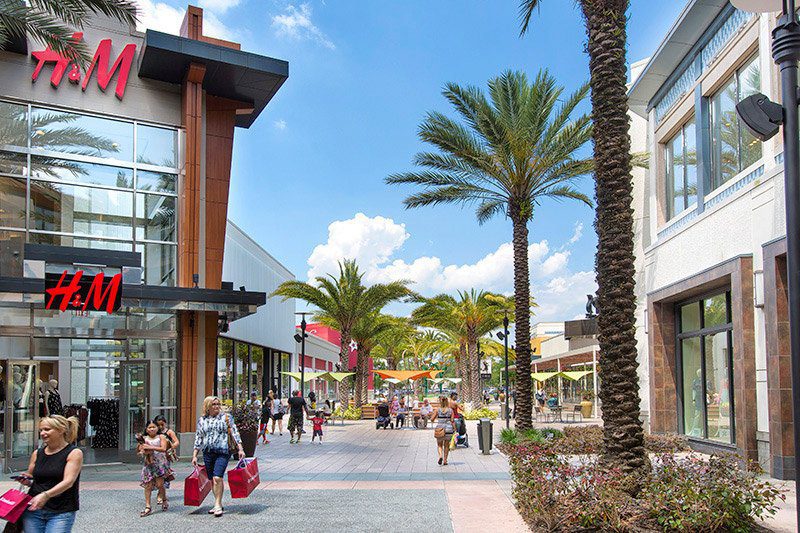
left=294, top=312, right=310, bottom=399
left=502, top=313, right=510, bottom=428
left=732, top=0, right=799, bottom=524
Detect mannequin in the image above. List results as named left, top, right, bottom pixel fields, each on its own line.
left=46, top=379, right=63, bottom=416
left=38, top=379, right=47, bottom=417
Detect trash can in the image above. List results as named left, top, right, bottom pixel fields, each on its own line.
left=477, top=418, right=493, bottom=455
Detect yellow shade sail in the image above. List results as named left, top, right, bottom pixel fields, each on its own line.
left=531, top=372, right=559, bottom=382
left=320, top=372, right=354, bottom=382
left=372, top=370, right=440, bottom=381
left=560, top=370, right=593, bottom=381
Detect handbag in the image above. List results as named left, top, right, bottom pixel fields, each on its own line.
left=0, top=488, right=31, bottom=525
left=227, top=458, right=260, bottom=499
left=434, top=427, right=445, bottom=438
left=449, top=433, right=457, bottom=450
left=225, top=414, right=237, bottom=455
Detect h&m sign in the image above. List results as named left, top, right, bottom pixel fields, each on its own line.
left=31, top=32, right=136, bottom=100
left=44, top=270, right=122, bottom=314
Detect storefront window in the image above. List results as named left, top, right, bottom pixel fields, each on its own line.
left=677, top=291, right=734, bottom=443
left=30, top=156, right=133, bottom=189
left=137, top=170, right=176, bottom=194
left=135, top=193, right=176, bottom=242
left=217, top=338, right=234, bottom=405
left=0, top=177, right=26, bottom=228
left=710, top=55, right=761, bottom=190
left=30, top=107, right=134, bottom=161
left=252, top=346, right=264, bottom=398
left=280, top=352, right=290, bottom=398
left=0, top=152, right=27, bottom=176
left=235, top=342, right=249, bottom=402
left=0, top=102, right=27, bottom=148
left=664, top=118, right=697, bottom=219
left=136, top=125, right=177, bottom=168
left=136, top=243, right=176, bottom=286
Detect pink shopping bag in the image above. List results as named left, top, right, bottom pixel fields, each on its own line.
left=0, top=489, right=30, bottom=524
left=183, top=466, right=212, bottom=506
left=227, top=458, right=259, bottom=499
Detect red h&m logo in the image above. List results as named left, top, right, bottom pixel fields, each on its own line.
left=44, top=270, right=123, bottom=314
left=31, top=32, right=136, bottom=100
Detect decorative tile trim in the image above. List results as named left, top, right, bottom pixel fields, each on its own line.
left=657, top=210, right=698, bottom=240
left=655, top=64, right=698, bottom=123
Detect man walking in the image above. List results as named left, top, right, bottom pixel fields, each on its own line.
left=288, top=390, right=310, bottom=444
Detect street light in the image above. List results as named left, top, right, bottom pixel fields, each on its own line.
left=295, top=312, right=311, bottom=399
left=497, top=312, right=511, bottom=428
left=732, top=0, right=799, bottom=524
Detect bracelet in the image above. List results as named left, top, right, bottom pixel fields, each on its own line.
left=42, top=490, right=50, bottom=499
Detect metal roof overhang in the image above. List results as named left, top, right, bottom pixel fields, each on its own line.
left=627, top=0, right=729, bottom=118
left=137, top=30, right=289, bottom=128
left=0, top=276, right=265, bottom=321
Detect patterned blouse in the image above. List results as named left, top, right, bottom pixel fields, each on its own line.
left=193, top=413, right=242, bottom=454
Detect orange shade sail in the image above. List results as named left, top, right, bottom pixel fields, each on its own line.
left=372, top=369, right=441, bottom=381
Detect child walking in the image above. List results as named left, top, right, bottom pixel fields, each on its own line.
left=139, top=421, right=169, bottom=517
left=311, top=410, right=325, bottom=444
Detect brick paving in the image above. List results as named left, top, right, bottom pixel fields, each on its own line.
left=1, top=418, right=530, bottom=532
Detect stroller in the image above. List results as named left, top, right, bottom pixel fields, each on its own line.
left=375, top=403, right=392, bottom=430
left=453, top=416, right=469, bottom=447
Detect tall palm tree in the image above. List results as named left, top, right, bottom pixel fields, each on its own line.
left=347, top=312, right=396, bottom=407
left=0, top=0, right=138, bottom=64
left=272, top=259, right=411, bottom=407
left=387, top=70, right=591, bottom=428
left=412, top=290, right=513, bottom=405
left=397, top=330, right=447, bottom=398
left=519, top=0, right=648, bottom=476
left=371, top=316, right=416, bottom=397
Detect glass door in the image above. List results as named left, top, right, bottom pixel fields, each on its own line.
left=118, top=361, right=149, bottom=461
left=5, top=361, right=39, bottom=472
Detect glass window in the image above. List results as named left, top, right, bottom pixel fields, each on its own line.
left=0, top=152, right=27, bottom=176
left=137, top=125, right=177, bottom=168
left=680, top=302, right=701, bottom=332
left=236, top=342, right=250, bottom=402
left=710, top=55, right=762, bottom=190
left=135, top=193, right=175, bottom=242
left=0, top=177, right=27, bottom=228
left=30, top=156, right=132, bottom=189
left=252, top=346, right=265, bottom=398
left=137, top=170, right=176, bottom=194
left=30, top=108, right=133, bottom=161
left=677, top=291, right=734, bottom=443
left=127, top=310, right=176, bottom=332
left=30, top=181, right=133, bottom=239
left=0, top=102, right=28, bottom=148
left=136, top=243, right=176, bottom=286
left=681, top=337, right=703, bottom=437
left=29, top=232, right=133, bottom=252
left=217, top=338, right=234, bottom=405
left=705, top=332, right=733, bottom=443
left=665, top=119, right=697, bottom=219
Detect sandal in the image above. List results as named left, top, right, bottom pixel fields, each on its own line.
left=140, top=507, right=152, bottom=517
left=208, top=506, right=223, bottom=514
left=214, top=507, right=224, bottom=517
left=161, top=499, right=168, bottom=511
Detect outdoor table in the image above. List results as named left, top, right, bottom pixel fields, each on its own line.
left=549, top=406, right=563, bottom=422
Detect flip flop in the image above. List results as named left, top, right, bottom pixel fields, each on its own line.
left=140, top=507, right=152, bottom=517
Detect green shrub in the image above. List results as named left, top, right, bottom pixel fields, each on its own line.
left=462, top=406, right=498, bottom=420
left=500, top=427, right=519, bottom=445
left=539, top=427, right=563, bottom=440
left=550, top=424, right=603, bottom=454
left=642, top=453, right=784, bottom=532
left=332, top=406, right=362, bottom=420
left=644, top=432, right=690, bottom=453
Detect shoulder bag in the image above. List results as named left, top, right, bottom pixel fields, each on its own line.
left=225, top=414, right=237, bottom=454
left=434, top=427, right=445, bottom=438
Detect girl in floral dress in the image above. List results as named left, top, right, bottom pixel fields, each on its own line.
left=139, top=421, right=169, bottom=517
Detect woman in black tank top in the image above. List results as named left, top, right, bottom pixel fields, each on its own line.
left=20, top=415, right=84, bottom=533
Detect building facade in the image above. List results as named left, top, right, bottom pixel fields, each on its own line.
left=629, top=2, right=794, bottom=478
left=216, top=221, right=295, bottom=404
left=0, top=6, right=288, bottom=468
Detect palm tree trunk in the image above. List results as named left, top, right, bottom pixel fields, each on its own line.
left=466, top=337, right=481, bottom=406
left=582, top=0, right=648, bottom=477
left=339, top=332, right=351, bottom=408
left=361, top=352, right=369, bottom=403
left=457, top=342, right=468, bottom=399
left=511, top=209, right=533, bottom=431
left=354, top=348, right=365, bottom=408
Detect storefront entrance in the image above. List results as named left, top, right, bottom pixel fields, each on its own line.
left=3, top=361, right=38, bottom=472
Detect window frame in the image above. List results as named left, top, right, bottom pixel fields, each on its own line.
left=675, top=290, right=736, bottom=445
left=664, top=117, right=697, bottom=220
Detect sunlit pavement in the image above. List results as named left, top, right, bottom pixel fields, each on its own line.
left=1, top=418, right=529, bottom=532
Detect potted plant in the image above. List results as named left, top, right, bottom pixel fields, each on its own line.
left=231, top=402, right=259, bottom=457
left=580, top=391, right=594, bottom=418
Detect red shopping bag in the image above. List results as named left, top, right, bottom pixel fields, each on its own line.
left=0, top=489, right=30, bottom=524
left=183, top=466, right=212, bottom=506
left=227, top=458, right=260, bottom=499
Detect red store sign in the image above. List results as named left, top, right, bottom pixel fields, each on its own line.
left=44, top=270, right=123, bottom=314
left=31, top=32, right=136, bottom=100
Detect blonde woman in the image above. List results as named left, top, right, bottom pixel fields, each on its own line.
left=19, top=415, right=83, bottom=532
left=191, top=396, right=244, bottom=517
left=432, top=396, right=454, bottom=466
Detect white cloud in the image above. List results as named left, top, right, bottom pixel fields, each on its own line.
left=199, top=0, right=240, bottom=13
left=306, top=213, right=596, bottom=321
left=274, top=119, right=287, bottom=130
left=271, top=3, right=335, bottom=50
left=137, top=0, right=235, bottom=41
left=568, top=221, right=584, bottom=244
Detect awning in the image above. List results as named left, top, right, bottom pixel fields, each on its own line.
left=320, top=372, right=354, bottom=382
left=560, top=370, right=593, bottom=381
left=281, top=371, right=354, bottom=383
left=531, top=372, right=560, bottom=382
left=372, top=370, right=441, bottom=381
left=442, top=377, right=462, bottom=384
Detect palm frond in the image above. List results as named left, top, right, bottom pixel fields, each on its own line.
left=518, top=0, right=541, bottom=36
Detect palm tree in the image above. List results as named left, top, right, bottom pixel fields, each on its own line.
left=371, top=316, right=417, bottom=397
left=387, top=70, right=591, bottom=428
left=519, top=0, right=648, bottom=476
left=272, top=260, right=411, bottom=407
left=346, top=313, right=397, bottom=407
left=412, top=290, right=513, bottom=405
left=0, top=0, right=137, bottom=64
left=397, top=330, right=447, bottom=398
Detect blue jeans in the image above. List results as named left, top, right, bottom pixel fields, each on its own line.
left=203, top=450, right=229, bottom=479
left=23, top=509, right=77, bottom=533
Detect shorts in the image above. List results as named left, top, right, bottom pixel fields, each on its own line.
left=273, top=413, right=284, bottom=420
left=436, top=433, right=453, bottom=445
left=288, top=414, right=303, bottom=432
left=313, top=429, right=323, bottom=437
left=203, top=450, right=230, bottom=479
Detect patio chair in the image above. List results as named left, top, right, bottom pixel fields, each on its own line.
left=534, top=405, right=550, bottom=423
left=564, top=404, right=583, bottom=423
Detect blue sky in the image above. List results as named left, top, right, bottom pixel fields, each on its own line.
left=140, top=0, right=685, bottom=320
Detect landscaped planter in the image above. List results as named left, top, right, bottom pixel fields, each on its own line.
left=239, top=430, right=258, bottom=457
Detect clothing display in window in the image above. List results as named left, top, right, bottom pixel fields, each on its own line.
left=87, top=398, right=119, bottom=449
left=46, top=388, right=63, bottom=417
left=63, top=405, right=88, bottom=443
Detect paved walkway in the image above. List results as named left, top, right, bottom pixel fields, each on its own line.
left=3, top=419, right=529, bottom=532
